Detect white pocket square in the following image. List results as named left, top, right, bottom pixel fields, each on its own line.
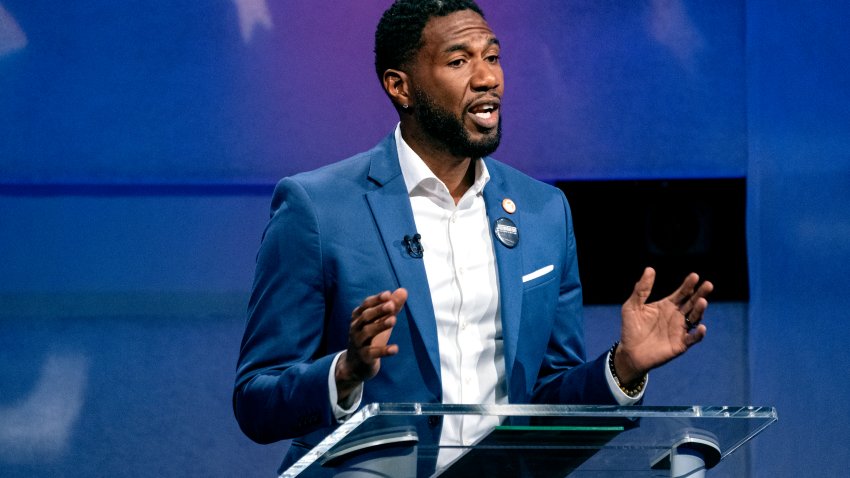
left=522, top=264, right=554, bottom=283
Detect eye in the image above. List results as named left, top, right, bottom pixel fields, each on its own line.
left=448, top=58, right=467, bottom=68
left=485, top=54, right=500, bottom=64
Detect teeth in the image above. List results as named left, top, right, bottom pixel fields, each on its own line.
left=471, top=104, right=496, bottom=116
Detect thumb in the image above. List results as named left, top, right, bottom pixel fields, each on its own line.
left=626, top=267, right=656, bottom=308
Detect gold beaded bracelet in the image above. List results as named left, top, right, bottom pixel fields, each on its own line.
left=608, top=341, right=648, bottom=397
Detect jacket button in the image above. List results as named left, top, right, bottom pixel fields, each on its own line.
left=427, top=416, right=441, bottom=427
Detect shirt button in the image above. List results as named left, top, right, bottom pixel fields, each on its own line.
left=451, top=215, right=457, bottom=223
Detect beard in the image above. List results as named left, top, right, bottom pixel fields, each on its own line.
left=412, top=87, right=502, bottom=158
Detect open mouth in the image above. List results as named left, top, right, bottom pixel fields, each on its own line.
left=468, top=100, right=500, bottom=129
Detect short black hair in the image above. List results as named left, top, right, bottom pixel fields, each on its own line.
left=374, top=0, right=485, bottom=81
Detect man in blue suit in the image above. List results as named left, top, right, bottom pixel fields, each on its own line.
left=234, top=0, right=713, bottom=471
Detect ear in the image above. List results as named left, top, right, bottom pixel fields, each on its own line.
left=382, top=68, right=412, bottom=110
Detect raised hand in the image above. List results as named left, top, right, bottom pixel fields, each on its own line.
left=614, top=268, right=713, bottom=384
left=335, top=288, right=408, bottom=401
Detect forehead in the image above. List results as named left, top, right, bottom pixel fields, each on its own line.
left=419, top=9, right=496, bottom=53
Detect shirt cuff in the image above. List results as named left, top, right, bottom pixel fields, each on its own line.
left=328, top=352, right=363, bottom=422
left=604, top=351, right=647, bottom=405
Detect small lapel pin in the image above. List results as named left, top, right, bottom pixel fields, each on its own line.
left=502, top=198, right=516, bottom=214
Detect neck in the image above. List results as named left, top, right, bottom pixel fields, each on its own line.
left=400, top=122, right=476, bottom=204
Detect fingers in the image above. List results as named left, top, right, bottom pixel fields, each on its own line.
left=352, top=314, right=397, bottom=349
left=625, top=267, right=656, bottom=308
left=684, top=323, right=707, bottom=348
left=351, top=290, right=392, bottom=320
left=352, top=288, right=407, bottom=318
left=351, top=288, right=407, bottom=330
left=667, top=272, right=700, bottom=306
left=345, top=288, right=407, bottom=382
left=361, top=341, right=399, bottom=362
left=677, top=278, right=714, bottom=321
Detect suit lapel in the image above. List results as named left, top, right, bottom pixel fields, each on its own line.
left=482, top=159, right=523, bottom=392
left=364, top=136, right=441, bottom=389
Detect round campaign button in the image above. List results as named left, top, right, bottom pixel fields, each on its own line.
left=494, top=217, right=519, bottom=248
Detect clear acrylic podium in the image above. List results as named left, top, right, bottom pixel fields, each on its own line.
left=281, top=403, right=777, bottom=478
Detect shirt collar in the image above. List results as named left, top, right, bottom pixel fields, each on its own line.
left=394, top=124, right=490, bottom=201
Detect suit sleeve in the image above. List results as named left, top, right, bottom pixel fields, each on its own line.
left=233, top=178, right=338, bottom=444
left=530, top=190, right=619, bottom=405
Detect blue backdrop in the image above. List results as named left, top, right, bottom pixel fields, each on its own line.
left=2, top=1, right=849, bottom=476
left=1, top=0, right=745, bottom=182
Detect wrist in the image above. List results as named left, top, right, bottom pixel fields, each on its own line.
left=609, top=341, right=647, bottom=397
left=612, top=340, right=643, bottom=383
left=335, top=352, right=363, bottom=396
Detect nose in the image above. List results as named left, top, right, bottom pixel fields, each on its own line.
left=470, top=59, right=501, bottom=92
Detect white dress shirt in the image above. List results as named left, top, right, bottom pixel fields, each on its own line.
left=394, top=126, right=506, bottom=450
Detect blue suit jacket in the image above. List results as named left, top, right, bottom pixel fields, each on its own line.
left=234, top=132, right=618, bottom=461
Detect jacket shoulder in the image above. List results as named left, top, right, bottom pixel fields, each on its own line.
left=484, top=157, right=566, bottom=200
left=274, top=133, right=398, bottom=199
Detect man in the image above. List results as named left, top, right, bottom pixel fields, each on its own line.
left=234, top=0, right=712, bottom=472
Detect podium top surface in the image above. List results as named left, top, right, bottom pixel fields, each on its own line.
left=282, top=403, right=777, bottom=478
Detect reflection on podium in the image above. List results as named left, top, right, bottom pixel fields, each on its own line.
left=281, top=403, right=776, bottom=478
